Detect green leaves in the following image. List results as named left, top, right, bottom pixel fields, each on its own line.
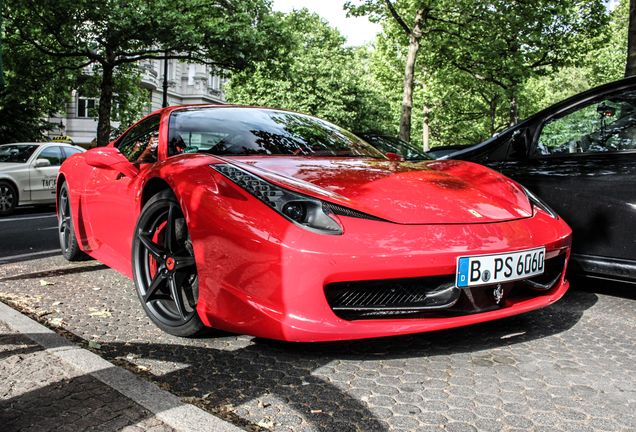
left=3, top=0, right=277, bottom=145
left=225, top=9, right=394, bottom=133
left=348, top=0, right=613, bottom=148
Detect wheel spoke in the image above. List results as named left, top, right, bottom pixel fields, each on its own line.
left=173, top=255, right=196, bottom=270
left=60, top=216, right=71, bottom=232
left=164, top=203, right=176, bottom=252
left=167, top=273, right=187, bottom=320
left=143, top=270, right=168, bottom=303
left=138, top=232, right=165, bottom=260
left=60, top=193, right=68, bottom=216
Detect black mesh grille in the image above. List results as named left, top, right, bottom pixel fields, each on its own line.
left=325, top=252, right=567, bottom=321
left=325, top=275, right=458, bottom=311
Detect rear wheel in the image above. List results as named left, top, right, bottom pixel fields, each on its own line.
left=0, top=181, right=17, bottom=216
left=131, top=190, right=207, bottom=337
left=58, top=182, right=88, bottom=261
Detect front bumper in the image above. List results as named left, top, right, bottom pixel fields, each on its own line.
left=192, top=198, right=571, bottom=342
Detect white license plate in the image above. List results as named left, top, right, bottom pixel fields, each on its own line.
left=456, top=247, right=545, bottom=288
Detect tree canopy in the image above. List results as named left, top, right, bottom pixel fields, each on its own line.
left=4, top=0, right=282, bottom=145
left=347, top=0, right=611, bottom=147
left=0, top=0, right=630, bottom=150
left=225, top=9, right=395, bottom=133
left=0, top=17, right=80, bottom=142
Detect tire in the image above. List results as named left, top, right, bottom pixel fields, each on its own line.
left=0, top=181, right=18, bottom=216
left=58, top=182, right=88, bottom=261
left=131, top=190, right=207, bottom=337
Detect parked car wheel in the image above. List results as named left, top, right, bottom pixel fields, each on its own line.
left=131, top=190, right=206, bottom=337
left=0, top=181, right=17, bottom=216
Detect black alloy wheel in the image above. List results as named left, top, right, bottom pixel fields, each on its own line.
left=58, top=182, right=87, bottom=261
left=0, top=181, right=17, bottom=216
left=132, top=190, right=207, bottom=337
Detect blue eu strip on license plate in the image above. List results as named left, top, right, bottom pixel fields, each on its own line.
left=456, top=247, right=545, bottom=288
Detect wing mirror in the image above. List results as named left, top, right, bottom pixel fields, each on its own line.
left=84, top=147, right=139, bottom=178
left=33, top=159, right=51, bottom=168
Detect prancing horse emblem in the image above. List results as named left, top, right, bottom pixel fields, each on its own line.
left=493, top=284, right=504, bottom=304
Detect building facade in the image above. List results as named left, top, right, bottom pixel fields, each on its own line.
left=47, top=59, right=226, bottom=147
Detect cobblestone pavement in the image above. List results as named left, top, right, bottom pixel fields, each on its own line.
left=0, top=319, right=177, bottom=432
left=1, top=255, right=635, bottom=432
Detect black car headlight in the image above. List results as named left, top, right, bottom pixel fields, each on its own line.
left=211, top=164, right=344, bottom=235
left=524, top=187, right=558, bottom=219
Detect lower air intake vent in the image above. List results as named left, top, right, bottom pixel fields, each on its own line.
left=325, top=275, right=460, bottom=316
left=325, top=252, right=567, bottom=321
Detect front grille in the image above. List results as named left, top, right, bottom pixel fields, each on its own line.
left=325, top=251, right=567, bottom=321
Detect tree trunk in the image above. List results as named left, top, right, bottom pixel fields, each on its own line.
left=626, top=0, right=636, bottom=77
left=96, top=63, right=114, bottom=147
left=396, top=6, right=426, bottom=144
left=422, top=105, right=431, bottom=150
left=399, top=35, right=421, bottom=143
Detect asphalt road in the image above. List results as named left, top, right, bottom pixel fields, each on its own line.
left=0, top=205, right=60, bottom=260
left=0, top=255, right=634, bottom=432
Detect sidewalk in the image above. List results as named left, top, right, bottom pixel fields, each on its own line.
left=0, top=302, right=245, bottom=432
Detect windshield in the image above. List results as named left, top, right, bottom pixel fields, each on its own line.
left=360, top=134, right=434, bottom=161
left=0, top=144, right=40, bottom=163
left=168, top=108, right=387, bottom=159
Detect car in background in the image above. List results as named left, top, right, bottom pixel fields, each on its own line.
left=448, top=75, right=636, bottom=284
left=354, top=133, right=435, bottom=161
left=57, top=105, right=571, bottom=341
left=0, top=142, right=85, bottom=216
left=427, top=144, right=472, bottom=159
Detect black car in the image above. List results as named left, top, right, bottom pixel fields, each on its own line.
left=426, top=144, right=472, bottom=159
left=448, top=75, right=636, bottom=284
left=354, top=133, right=435, bottom=161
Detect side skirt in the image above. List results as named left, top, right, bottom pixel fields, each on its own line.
left=568, top=253, right=636, bottom=285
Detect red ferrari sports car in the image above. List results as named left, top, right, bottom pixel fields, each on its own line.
left=57, top=106, right=572, bottom=342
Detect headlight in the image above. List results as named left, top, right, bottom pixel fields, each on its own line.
left=211, top=164, right=344, bottom=235
left=524, top=187, right=558, bottom=219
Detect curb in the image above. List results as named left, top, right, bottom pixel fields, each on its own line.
left=0, top=301, right=245, bottom=432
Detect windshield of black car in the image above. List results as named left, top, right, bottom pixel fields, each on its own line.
left=0, top=145, right=40, bottom=163
left=167, top=108, right=387, bottom=158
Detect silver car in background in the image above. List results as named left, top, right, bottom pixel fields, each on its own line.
left=0, top=142, right=85, bottom=216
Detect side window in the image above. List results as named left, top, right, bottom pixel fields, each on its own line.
left=117, top=115, right=162, bottom=163
left=36, top=146, right=63, bottom=166
left=534, top=90, right=636, bottom=156
left=61, top=147, right=84, bottom=162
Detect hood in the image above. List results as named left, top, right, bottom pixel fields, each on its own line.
left=225, top=157, right=533, bottom=224
left=0, top=162, right=28, bottom=174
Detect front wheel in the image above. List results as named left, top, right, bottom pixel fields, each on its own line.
left=131, top=190, right=207, bottom=337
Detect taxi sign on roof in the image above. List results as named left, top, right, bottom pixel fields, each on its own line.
left=53, top=136, right=72, bottom=142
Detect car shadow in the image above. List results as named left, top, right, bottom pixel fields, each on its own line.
left=92, top=289, right=596, bottom=431
left=0, top=263, right=107, bottom=281
left=569, top=275, right=636, bottom=299
left=0, top=289, right=599, bottom=431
